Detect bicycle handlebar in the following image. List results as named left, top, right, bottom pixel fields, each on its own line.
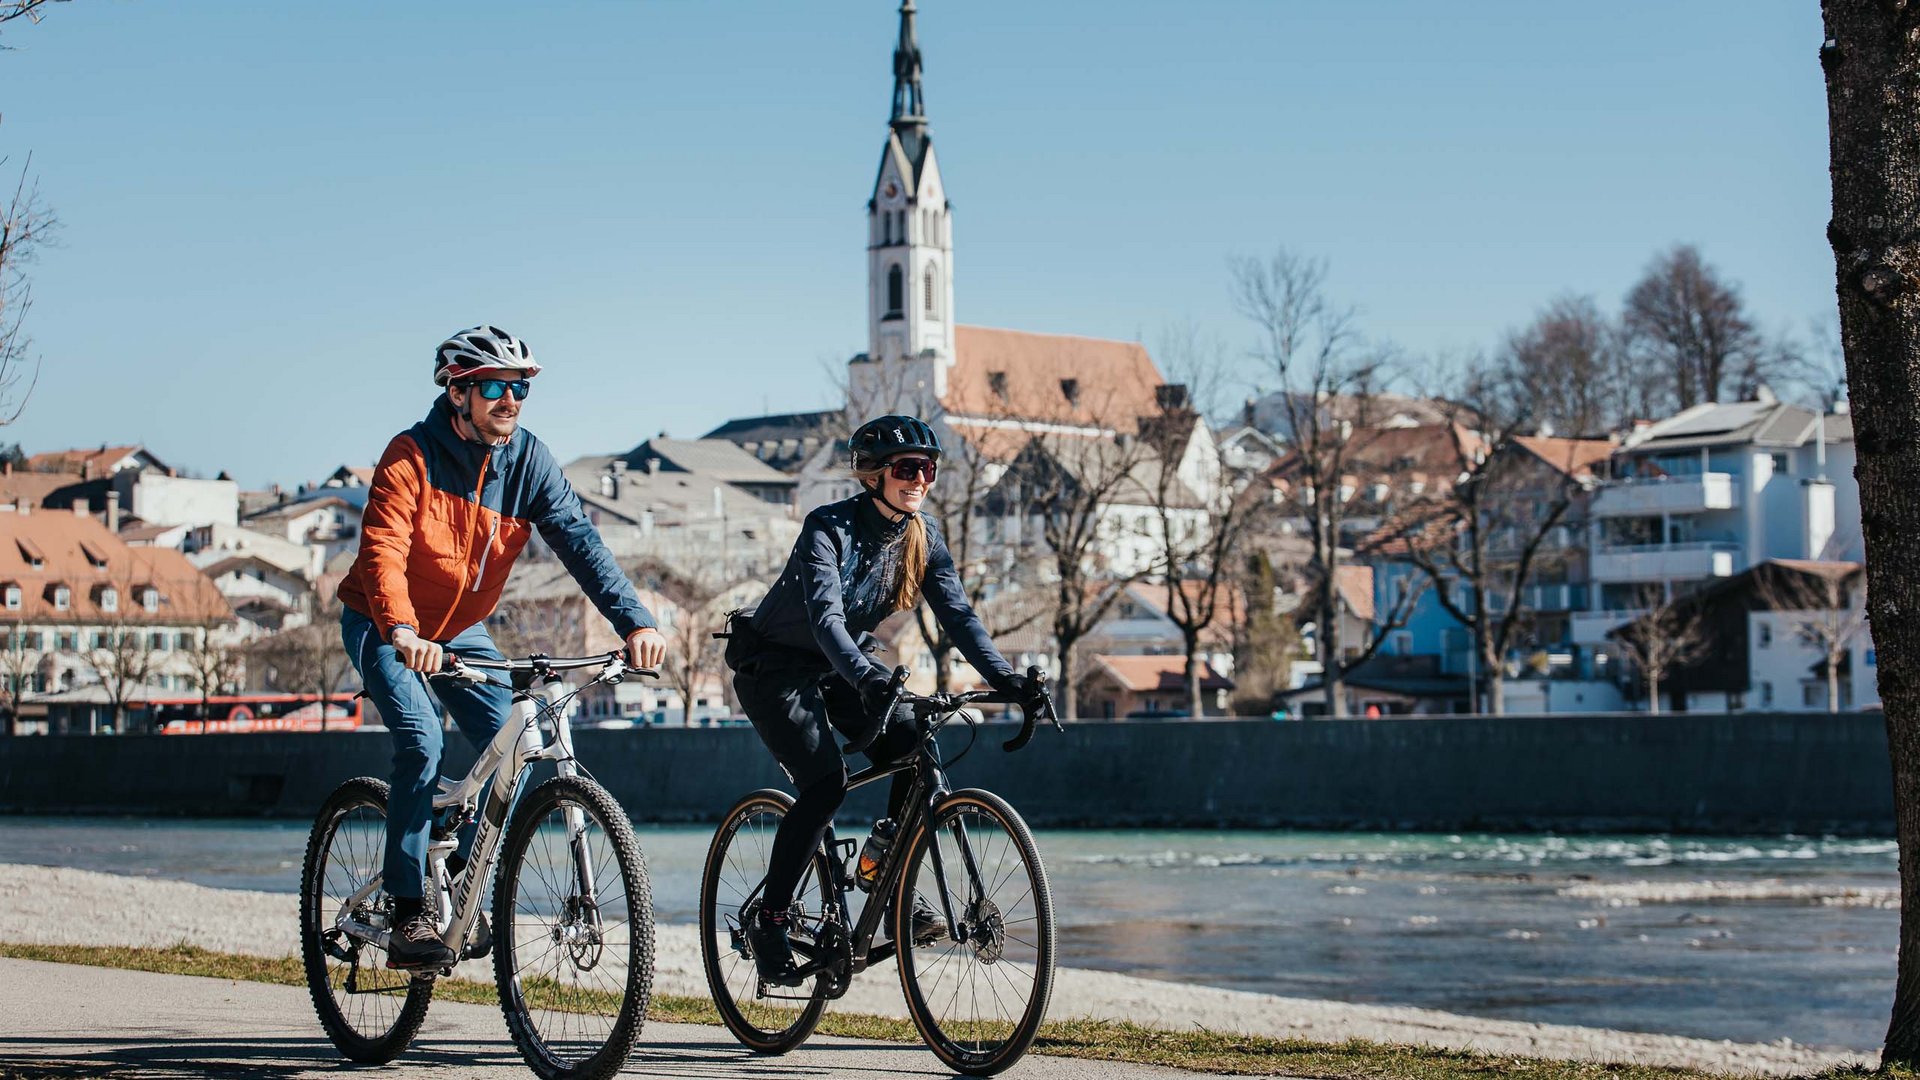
left=842, top=664, right=1059, bottom=755
left=433, top=650, right=659, bottom=687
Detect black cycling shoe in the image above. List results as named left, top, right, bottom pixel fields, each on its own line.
left=909, top=896, right=947, bottom=946
left=461, top=911, right=492, bottom=961
left=386, top=913, right=456, bottom=969
left=747, top=909, right=806, bottom=987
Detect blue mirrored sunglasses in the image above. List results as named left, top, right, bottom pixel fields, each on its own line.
left=460, top=378, right=530, bottom=401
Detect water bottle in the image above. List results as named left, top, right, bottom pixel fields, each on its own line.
left=855, top=818, right=898, bottom=891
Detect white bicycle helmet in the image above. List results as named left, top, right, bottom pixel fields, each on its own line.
left=433, top=325, right=541, bottom=386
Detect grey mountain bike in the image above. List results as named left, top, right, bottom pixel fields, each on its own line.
left=700, top=665, right=1060, bottom=1076
left=299, top=651, right=655, bottom=1080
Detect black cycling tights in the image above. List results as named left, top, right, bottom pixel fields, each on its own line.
left=761, top=768, right=913, bottom=913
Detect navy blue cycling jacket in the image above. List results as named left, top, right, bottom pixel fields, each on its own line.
left=740, top=492, right=1017, bottom=692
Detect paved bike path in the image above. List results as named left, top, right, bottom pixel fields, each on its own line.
left=0, top=958, right=1220, bottom=1079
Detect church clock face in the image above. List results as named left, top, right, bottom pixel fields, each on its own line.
left=883, top=180, right=900, bottom=201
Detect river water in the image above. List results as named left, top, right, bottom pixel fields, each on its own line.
left=0, top=817, right=1893, bottom=1051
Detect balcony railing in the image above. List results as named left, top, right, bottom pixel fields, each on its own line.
left=1590, top=540, right=1740, bottom=583
left=1590, top=473, right=1739, bottom=517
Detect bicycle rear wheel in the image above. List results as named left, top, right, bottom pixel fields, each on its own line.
left=494, top=775, right=654, bottom=1080
left=896, top=788, right=1055, bottom=1076
left=299, top=776, right=434, bottom=1063
left=699, top=789, right=831, bottom=1053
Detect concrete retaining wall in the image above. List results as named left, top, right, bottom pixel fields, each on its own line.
left=0, top=712, right=1894, bottom=834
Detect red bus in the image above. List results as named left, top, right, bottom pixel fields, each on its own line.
left=135, top=693, right=366, bottom=734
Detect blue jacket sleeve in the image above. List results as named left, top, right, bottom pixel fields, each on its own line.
left=526, top=440, right=656, bottom=639
left=922, top=521, right=1017, bottom=691
left=798, top=513, right=885, bottom=688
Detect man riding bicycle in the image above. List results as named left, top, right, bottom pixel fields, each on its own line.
left=722, top=413, right=1050, bottom=986
left=337, top=325, right=668, bottom=969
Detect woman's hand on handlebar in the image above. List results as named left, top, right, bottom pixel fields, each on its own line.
left=390, top=627, right=443, bottom=674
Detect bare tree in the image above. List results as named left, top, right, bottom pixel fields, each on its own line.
left=181, top=612, right=244, bottom=720
left=251, top=585, right=354, bottom=725
left=83, top=587, right=165, bottom=732
left=0, top=618, right=37, bottom=733
left=1611, top=587, right=1712, bottom=716
left=1230, top=248, right=1398, bottom=716
left=1623, top=244, right=1794, bottom=411
left=907, top=434, right=1046, bottom=691
left=1501, top=295, right=1638, bottom=436
left=0, top=1, right=69, bottom=31
left=1386, top=362, right=1605, bottom=714
left=0, top=155, right=50, bottom=422
left=650, top=564, right=756, bottom=726
left=990, top=420, right=1154, bottom=720
left=1756, top=564, right=1869, bottom=715
left=1821, top=7, right=1920, bottom=1057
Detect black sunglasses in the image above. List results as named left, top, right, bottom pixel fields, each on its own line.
left=887, top=456, right=937, bottom=483
left=458, top=378, right=531, bottom=401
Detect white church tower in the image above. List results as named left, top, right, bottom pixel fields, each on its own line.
left=855, top=0, right=955, bottom=414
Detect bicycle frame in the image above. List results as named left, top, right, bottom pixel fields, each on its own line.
left=333, top=659, right=613, bottom=958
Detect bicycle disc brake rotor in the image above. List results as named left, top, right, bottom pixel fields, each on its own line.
left=551, top=895, right=606, bottom=971
left=964, top=898, right=1005, bottom=964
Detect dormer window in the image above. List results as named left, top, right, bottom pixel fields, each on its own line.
left=51, top=584, right=70, bottom=611
left=15, top=538, right=43, bottom=570
left=99, top=586, right=118, bottom=612
left=988, top=371, right=1009, bottom=403
left=1060, top=379, right=1080, bottom=406
left=2, top=584, right=17, bottom=610
left=141, top=586, right=159, bottom=612
left=79, top=542, right=109, bottom=570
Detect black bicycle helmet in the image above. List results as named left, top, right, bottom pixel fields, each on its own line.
left=849, top=414, right=941, bottom=471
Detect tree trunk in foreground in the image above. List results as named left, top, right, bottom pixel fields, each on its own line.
left=1821, top=2, right=1920, bottom=1061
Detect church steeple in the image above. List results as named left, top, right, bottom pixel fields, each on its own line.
left=860, top=0, right=955, bottom=399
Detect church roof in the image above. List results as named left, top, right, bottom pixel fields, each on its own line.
left=943, top=326, right=1166, bottom=433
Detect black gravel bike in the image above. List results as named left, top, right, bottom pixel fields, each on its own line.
left=699, top=666, right=1060, bottom=1076
left=299, top=651, right=655, bottom=1080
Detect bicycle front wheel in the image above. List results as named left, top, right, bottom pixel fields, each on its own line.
left=896, top=788, right=1055, bottom=1076
left=493, top=775, right=654, bottom=1080
left=698, top=788, right=831, bottom=1054
left=299, top=776, right=434, bottom=1063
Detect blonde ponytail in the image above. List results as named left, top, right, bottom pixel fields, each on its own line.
left=853, top=466, right=929, bottom=612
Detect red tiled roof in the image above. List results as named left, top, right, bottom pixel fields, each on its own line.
left=943, top=326, right=1165, bottom=432
left=1335, top=565, right=1374, bottom=621
left=0, top=510, right=230, bottom=623
left=1510, top=435, right=1614, bottom=480
left=1089, top=654, right=1234, bottom=693
left=25, top=445, right=146, bottom=476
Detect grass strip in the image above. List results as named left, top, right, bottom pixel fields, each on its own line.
left=0, top=941, right=1869, bottom=1080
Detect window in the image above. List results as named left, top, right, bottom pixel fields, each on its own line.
left=52, top=586, right=69, bottom=611
left=1060, top=378, right=1080, bottom=406
left=2, top=585, right=17, bottom=610
left=1758, top=622, right=1772, bottom=649
left=1771, top=452, right=1792, bottom=475
left=176, top=631, right=193, bottom=649
left=21, top=631, right=39, bottom=650
left=15, top=539, right=44, bottom=569
left=988, top=371, right=1008, bottom=402
left=91, top=631, right=108, bottom=650
left=923, top=264, right=938, bottom=317
left=142, top=588, right=159, bottom=612
left=150, top=632, right=168, bottom=651
left=79, top=542, right=108, bottom=570
left=1761, top=682, right=1774, bottom=707
left=886, top=265, right=904, bottom=316
left=100, top=587, right=118, bottom=613
left=1393, top=632, right=1413, bottom=656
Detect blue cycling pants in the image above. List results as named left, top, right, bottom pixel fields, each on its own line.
left=341, top=606, right=512, bottom=900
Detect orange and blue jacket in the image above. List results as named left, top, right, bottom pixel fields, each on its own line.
left=338, top=398, right=655, bottom=644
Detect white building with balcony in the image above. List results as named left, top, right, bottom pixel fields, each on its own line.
left=1574, top=393, right=1857, bottom=649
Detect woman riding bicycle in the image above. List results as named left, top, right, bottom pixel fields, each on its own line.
left=723, top=413, right=1049, bottom=986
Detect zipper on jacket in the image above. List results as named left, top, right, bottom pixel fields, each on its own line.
left=471, top=515, right=498, bottom=592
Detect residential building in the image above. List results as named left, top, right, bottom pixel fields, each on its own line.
left=563, top=452, right=801, bottom=579
left=241, top=493, right=363, bottom=567
left=1609, top=559, right=1876, bottom=713
left=1575, top=394, right=1857, bottom=654
left=701, top=411, right=842, bottom=475
left=1078, top=654, right=1234, bottom=720
left=0, top=505, right=234, bottom=733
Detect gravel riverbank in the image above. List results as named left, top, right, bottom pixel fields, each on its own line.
left=0, top=862, right=1872, bottom=1075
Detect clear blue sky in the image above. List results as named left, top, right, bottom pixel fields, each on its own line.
left=3, top=1, right=1832, bottom=487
